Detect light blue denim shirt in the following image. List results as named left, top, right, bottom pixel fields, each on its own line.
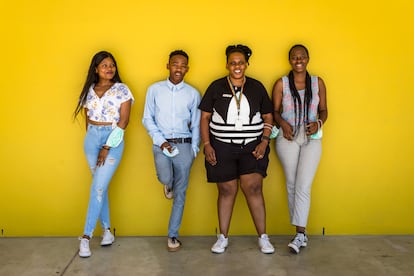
left=142, top=78, right=201, bottom=155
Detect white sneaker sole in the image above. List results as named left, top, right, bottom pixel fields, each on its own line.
left=79, top=251, right=91, bottom=258
left=288, top=242, right=307, bottom=254
left=101, top=237, right=115, bottom=246
left=211, top=247, right=226, bottom=254
left=167, top=245, right=181, bottom=252
left=211, top=243, right=228, bottom=254
left=288, top=243, right=300, bottom=254
left=260, top=247, right=275, bottom=254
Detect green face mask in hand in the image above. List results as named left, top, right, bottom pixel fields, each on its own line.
left=310, top=119, right=323, bottom=140
left=269, top=126, right=279, bottom=139
left=105, top=126, right=124, bottom=147
left=310, top=128, right=323, bottom=139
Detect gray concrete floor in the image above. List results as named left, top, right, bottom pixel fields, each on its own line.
left=0, top=236, right=413, bottom=276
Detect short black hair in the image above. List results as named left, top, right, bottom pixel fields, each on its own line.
left=169, top=50, right=189, bottom=61
left=288, top=44, right=309, bottom=59
left=225, top=44, right=252, bottom=63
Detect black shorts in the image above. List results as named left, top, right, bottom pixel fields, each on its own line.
left=205, top=138, right=270, bottom=183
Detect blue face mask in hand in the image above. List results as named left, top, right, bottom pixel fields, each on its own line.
left=163, top=146, right=179, bottom=158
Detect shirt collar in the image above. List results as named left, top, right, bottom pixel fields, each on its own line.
left=167, top=78, right=185, bottom=91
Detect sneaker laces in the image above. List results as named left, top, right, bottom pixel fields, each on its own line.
left=103, top=229, right=112, bottom=237
left=169, top=237, right=181, bottom=245
left=291, top=233, right=305, bottom=245
left=215, top=235, right=227, bottom=247
left=259, top=234, right=274, bottom=251
left=79, top=237, right=89, bottom=248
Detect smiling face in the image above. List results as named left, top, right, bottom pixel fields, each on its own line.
left=289, top=46, right=309, bottom=73
left=167, top=54, right=189, bottom=84
left=95, top=57, right=116, bottom=81
left=226, top=52, right=247, bottom=82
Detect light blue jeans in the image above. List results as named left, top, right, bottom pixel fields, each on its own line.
left=153, top=143, right=194, bottom=238
left=83, top=124, right=124, bottom=237
left=275, top=125, right=321, bottom=228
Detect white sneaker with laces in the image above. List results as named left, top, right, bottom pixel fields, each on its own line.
left=167, top=237, right=182, bottom=252
left=211, top=234, right=228, bottom=254
left=79, top=238, right=91, bottom=258
left=258, top=234, right=275, bottom=254
left=101, top=229, right=115, bottom=246
left=288, top=232, right=308, bottom=254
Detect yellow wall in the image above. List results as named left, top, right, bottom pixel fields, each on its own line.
left=1, top=0, right=413, bottom=236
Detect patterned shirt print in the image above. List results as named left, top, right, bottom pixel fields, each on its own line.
left=84, top=82, right=134, bottom=123
left=281, top=75, right=319, bottom=126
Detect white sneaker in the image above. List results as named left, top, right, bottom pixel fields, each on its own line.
left=211, top=234, right=228, bottom=254
left=79, top=238, right=91, bottom=258
left=101, top=229, right=115, bottom=246
left=288, top=233, right=308, bottom=254
left=258, top=234, right=275, bottom=254
left=167, top=237, right=182, bottom=252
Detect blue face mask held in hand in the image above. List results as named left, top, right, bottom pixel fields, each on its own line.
left=163, top=146, right=179, bottom=158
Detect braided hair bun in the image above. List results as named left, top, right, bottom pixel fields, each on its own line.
left=225, top=44, right=252, bottom=63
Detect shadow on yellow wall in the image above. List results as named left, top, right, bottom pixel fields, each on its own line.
left=1, top=0, right=413, bottom=236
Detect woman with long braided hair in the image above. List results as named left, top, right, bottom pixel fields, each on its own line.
left=272, top=44, right=328, bottom=254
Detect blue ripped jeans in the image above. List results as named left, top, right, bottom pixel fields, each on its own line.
left=83, top=124, right=124, bottom=237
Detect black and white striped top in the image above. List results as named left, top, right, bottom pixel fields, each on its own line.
left=199, top=76, right=273, bottom=144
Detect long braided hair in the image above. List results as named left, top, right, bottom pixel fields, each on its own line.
left=288, top=44, right=312, bottom=137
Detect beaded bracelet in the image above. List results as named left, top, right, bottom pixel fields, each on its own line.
left=102, top=145, right=111, bottom=150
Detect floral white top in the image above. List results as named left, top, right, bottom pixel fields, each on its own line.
left=84, top=82, right=134, bottom=123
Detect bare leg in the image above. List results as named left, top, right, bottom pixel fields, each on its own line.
left=296, top=226, right=306, bottom=233
left=216, top=179, right=238, bottom=236
left=240, top=173, right=266, bottom=235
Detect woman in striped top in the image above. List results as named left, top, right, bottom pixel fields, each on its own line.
left=199, top=44, right=274, bottom=254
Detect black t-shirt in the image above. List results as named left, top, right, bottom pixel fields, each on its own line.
left=199, top=76, right=273, bottom=143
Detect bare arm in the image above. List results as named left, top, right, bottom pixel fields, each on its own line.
left=252, top=112, right=273, bottom=160
left=84, top=109, right=89, bottom=131
left=305, top=77, right=328, bottom=136
left=117, top=99, right=132, bottom=129
left=317, top=77, right=328, bottom=124
left=200, top=111, right=216, bottom=166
